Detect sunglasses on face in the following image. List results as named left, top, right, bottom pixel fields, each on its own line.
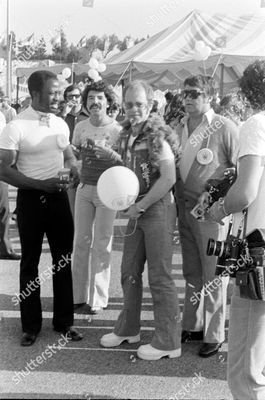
left=182, top=89, right=205, bottom=99
left=124, top=102, right=148, bottom=110
left=67, top=94, right=81, bottom=100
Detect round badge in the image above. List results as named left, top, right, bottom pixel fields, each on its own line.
left=196, top=148, right=214, bottom=165
left=56, top=134, right=68, bottom=150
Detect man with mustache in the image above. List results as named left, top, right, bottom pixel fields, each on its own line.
left=0, top=70, right=83, bottom=346
left=71, top=80, right=122, bottom=315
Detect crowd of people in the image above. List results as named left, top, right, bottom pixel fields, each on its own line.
left=0, top=59, right=264, bottom=399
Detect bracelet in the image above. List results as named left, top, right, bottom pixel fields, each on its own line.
left=219, top=198, right=229, bottom=216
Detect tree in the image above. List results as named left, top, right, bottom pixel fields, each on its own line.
left=66, top=44, right=82, bottom=63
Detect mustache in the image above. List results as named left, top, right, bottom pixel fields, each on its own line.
left=89, top=103, right=101, bottom=110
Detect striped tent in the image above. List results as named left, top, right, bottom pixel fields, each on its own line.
left=103, top=10, right=265, bottom=93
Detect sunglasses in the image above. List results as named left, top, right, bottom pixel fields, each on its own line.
left=124, top=102, right=148, bottom=110
left=67, top=94, right=81, bottom=100
left=182, top=89, right=205, bottom=99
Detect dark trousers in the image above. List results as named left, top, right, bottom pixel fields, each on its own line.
left=0, top=181, right=13, bottom=255
left=16, top=189, right=74, bottom=334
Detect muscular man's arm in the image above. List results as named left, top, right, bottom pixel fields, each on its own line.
left=208, top=155, right=264, bottom=222
left=0, top=149, right=64, bottom=193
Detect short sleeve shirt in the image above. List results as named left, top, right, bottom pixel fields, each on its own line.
left=239, top=114, right=265, bottom=235
left=0, top=106, right=70, bottom=180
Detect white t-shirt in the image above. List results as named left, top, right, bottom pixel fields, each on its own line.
left=0, top=111, right=6, bottom=134
left=0, top=106, right=70, bottom=180
left=238, top=114, right=265, bottom=236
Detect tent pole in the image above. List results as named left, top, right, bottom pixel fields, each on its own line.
left=16, top=76, right=19, bottom=103
left=129, top=61, right=133, bottom=81
left=220, top=63, right=224, bottom=98
left=114, top=62, right=131, bottom=88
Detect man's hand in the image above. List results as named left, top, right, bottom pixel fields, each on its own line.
left=69, top=166, right=80, bottom=188
left=61, top=101, right=74, bottom=118
left=207, top=201, right=226, bottom=225
left=123, top=203, right=144, bottom=219
left=94, top=145, right=122, bottom=163
left=38, top=178, right=69, bottom=193
left=197, top=191, right=211, bottom=210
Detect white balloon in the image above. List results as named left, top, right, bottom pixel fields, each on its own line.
left=193, top=51, right=203, bottom=61
left=200, top=46, right=211, bottom=60
left=62, top=67, right=71, bottom=79
left=97, top=63, right=106, bottom=72
left=97, top=166, right=140, bottom=211
left=195, top=40, right=205, bottom=52
left=88, top=68, right=100, bottom=80
left=88, top=57, right=99, bottom=70
left=57, top=74, right=65, bottom=81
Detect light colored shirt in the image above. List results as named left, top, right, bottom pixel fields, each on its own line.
left=0, top=110, right=6, bottom=134
left=0, top=106, right=70, bottom=180
left=178, top=109, right=239, bottom=199
left=238, top=113, right=265, bottom=236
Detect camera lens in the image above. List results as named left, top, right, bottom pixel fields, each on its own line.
left=207, top=239, right=225, bottom=257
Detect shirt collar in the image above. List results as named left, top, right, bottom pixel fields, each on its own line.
left=182, top=108, right=215, bottom=126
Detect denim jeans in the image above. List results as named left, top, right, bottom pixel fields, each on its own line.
left=228, top=285, right=265, bottom=400
left=72, top=184, right=116, bottom=308
left=114, top=193, right=181, bottom=351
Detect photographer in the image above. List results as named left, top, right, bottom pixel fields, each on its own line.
left=175, top=74, right=239, bottom=358
left=209, top=60, right=265, bottom=400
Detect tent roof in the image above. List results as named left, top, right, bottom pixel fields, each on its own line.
left=105, top=10, right=265, bottom=77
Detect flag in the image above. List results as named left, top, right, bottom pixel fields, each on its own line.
left=77, top=35, right=87, bottom=48
left=82, top=0, right=94, bottom=7
left=261, top=0, right=265, bottom=7
left=18, top=33, right=34, bottom=47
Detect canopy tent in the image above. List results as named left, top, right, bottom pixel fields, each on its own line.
left=103, top=9, right=265, bottom=94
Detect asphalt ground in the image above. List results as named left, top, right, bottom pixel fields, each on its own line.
left=0, top=187, right=233, bottom=399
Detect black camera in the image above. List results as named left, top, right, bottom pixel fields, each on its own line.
left=205, top=175, right=235, bottom=207
left=207, top=235, right=248, bottom=277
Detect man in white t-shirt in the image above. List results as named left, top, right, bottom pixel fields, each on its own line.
left=100, top=80, right=182, bottom=361
left=209, top=60, right=265, bottom=400
left=0, top=70, right=83, bottom=346
left=71, top=81, right=122, bottom=315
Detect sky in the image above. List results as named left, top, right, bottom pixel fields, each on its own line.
left=0, top=0, right=265, bottom=46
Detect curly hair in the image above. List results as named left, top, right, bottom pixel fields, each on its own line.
left=239, top=60, right=265, bottom=110
left=82, top=80, right=116, bottom=108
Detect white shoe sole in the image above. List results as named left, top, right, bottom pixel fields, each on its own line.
left=100, top=334, right=140, bottom=348
left=137, top=348, right=181, bottom=361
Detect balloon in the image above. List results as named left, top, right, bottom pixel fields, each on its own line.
left=97, top=62, right=106, bottom=72
left=88, top=57, right=99, bottom=70
left=88, top=68, right=100, bottom=80
left=193, top=51, right=203, bottom=61
left=57, top=74, right=65, bottom=81
left=195, top=40, right=205, bottom=52
left=94, top=76, right=102, bottom=82
left=62, top=67, right=71, bottom=79
left=97, top=166, right=140, bottom=210
left=199, top=45, right=211, bottom=61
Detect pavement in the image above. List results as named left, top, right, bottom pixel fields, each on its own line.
left=0, top=187, right=233, bottom=400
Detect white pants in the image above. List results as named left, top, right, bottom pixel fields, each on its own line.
left=72, top=184, right=116, bottom=308
left=228, top=285, right=265, bottom=400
